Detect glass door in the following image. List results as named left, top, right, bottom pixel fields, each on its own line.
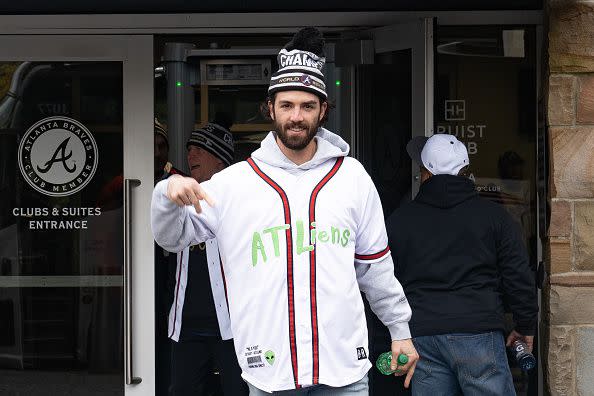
left=0, top=36, right=154, bottom=396
left=434, top=25, right=539, bottom=395
left=345, top=19, right=433, bottom=395
left=359, top=19, right=434, bottom=203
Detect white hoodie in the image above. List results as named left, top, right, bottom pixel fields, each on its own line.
left=151, top=128, right=411, bottom=392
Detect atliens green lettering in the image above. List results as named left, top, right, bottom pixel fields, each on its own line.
left=263, top=225, right=290, bottom=257
left=341, top=229, right=350, bottom=247
left=331, top=226, right=340, bottom=244
left=318, top=230, right=329, bottom=243
left=296, top=220, right=314, bottom=254
left=250, top=220, right=352, bottom=267
left=252, top=232, right=267, bottom=266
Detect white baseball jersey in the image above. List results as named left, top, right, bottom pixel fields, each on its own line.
left=168, top=238, right=232, bottom=342
left=152, top=129, right=411, bottom=392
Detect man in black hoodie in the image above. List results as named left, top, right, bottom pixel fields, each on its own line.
left=385, top=134, right=537, bottom=396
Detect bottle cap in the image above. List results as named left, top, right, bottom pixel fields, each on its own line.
left=518, top=355, right=536, bottom=371
left=397, top=354, right=409, bottom=365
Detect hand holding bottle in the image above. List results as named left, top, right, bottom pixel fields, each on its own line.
left=510, top=340, right=536, bottom=370
left=506, top=329, right=536, bottom=371
left=384, top=339, right=419, bottom=388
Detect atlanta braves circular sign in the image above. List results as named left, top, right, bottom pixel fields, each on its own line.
left=18, top=116, right=99, bottom=197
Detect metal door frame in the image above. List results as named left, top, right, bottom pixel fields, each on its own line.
left=351, top=18, right=434, bottom=196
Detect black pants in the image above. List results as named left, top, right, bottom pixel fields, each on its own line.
left=366, top=300, right=411, bottom=396
left=170, top=336, right=248, bottom=396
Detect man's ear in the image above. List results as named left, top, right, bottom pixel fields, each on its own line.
left=319, top=101, right=328, bottom=121
left=268, top=101, right=275, bottom=121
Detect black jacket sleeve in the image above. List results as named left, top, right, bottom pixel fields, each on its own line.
left=495, top=210, right=538, bottom=335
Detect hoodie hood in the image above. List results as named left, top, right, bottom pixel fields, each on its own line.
left=251, top=127, right=349, bottom=171
left=415, top=174, right=477, bottom=209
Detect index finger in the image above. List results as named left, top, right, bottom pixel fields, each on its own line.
left=194, top=200, right=202, bottom=214
left=195, top=184, right=215, bottom=208
left=404, top=361, right=417, bottom=388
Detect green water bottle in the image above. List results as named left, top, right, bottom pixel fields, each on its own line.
left=376, top=352, right=409, bottom=375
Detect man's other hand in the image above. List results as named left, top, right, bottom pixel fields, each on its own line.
left=391, top=338, right=420, bottom=388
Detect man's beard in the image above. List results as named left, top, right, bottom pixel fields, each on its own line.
left=273, top=117, right=320, bottom=151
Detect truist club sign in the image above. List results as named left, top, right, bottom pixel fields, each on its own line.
left=18, top=116, right=98, bottom=197
left=437, top=99, right=486, bottom=155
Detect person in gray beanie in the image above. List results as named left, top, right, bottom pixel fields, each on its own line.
left=185, top=122, right=235, bottom=182
left=166, top=121, right=247, bottom=396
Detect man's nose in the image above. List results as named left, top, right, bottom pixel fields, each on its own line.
left=289, top=107, right=304, bottom=122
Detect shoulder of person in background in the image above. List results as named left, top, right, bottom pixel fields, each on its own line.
left=163, top=162, right=188, bottom=178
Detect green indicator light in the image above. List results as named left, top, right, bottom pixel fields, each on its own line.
left=335, top=80, right=341, bottom=86
left=176, top=81, right=182, bottom=87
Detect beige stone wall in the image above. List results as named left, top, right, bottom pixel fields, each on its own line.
left=547, top=1, right=594, bottom=395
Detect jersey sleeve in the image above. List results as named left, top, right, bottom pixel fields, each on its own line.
left=354, top=170, right=391, bottom=264
left=151, top=176, right=220, bottom=253
left=355, top=255, right=412, bottom=340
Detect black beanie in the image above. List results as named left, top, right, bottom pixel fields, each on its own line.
left=186, top=123, right=234, bottom=166
left=268, top=27, right=327, bottom=100
left=154, top=117, right=168, bottom=144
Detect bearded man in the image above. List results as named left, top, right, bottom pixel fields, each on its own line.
left=151, top=27, right=418, bottom=396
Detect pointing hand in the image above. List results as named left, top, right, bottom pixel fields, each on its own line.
left=166, top=174, right=215, bottom=213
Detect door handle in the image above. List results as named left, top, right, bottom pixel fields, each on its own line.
left=124, top=178, right=142, bottom=385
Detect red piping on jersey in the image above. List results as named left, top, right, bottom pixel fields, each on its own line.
left=308, top=157, right=344, bottom=384
left=355, top=246, right=391, bottom=260
left=169, top=250, right=184, bottom=338
left=219, top=252, right=229, bottom=313
left=247, top=157, right=300, bottom=388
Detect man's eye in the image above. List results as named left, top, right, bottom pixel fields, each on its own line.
left=281, top=104, right=290, bottom=108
